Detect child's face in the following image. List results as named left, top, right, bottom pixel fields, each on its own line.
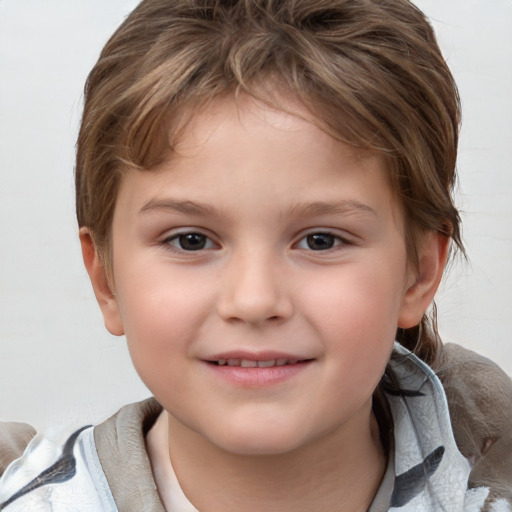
left=96, top=95, right=429, bottom=455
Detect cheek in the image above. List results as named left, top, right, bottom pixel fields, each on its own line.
left=295, top=257, right=407, bottom=391
left=113, top=266, right=213, bottom=374
left=301, top=262, right=406, bottom=336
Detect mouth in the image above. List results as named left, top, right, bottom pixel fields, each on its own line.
left=209, top=358, right=313, bottom=368
left=204, top=354, right=314, bottom=386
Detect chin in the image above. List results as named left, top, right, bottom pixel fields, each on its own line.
left=206, top=420, right=311, bottom=457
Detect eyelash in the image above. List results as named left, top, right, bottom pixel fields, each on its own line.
left=160, top=230, right=352, bottom=254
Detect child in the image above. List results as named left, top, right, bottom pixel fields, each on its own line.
left=0, top=0, right=511, bottom=510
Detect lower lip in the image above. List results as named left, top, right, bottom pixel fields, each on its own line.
left=204, top=361, right=313, bottom=387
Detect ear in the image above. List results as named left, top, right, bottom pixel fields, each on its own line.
left=79, top=228, right=124, bottom=336
left=398, top=232, right=450, bottom=329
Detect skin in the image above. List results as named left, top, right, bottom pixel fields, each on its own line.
left=81, top=94, right=448, bottom=512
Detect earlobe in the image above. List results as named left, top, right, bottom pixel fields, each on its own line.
left=79, top=228, right=124, bottom=336
left=398, top=232, right=450, bottom=329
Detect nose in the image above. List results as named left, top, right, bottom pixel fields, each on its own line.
left=216, top=247, right=293, bottom=325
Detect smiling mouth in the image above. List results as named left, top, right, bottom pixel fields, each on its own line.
left=211, top=358, right=312, bottom=368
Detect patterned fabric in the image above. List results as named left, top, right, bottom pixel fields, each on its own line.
left=0, top=427, right=116, bottom=511
left=384, top=345, right=510, bottom=511
left=0, top=344, right=509, bottom=511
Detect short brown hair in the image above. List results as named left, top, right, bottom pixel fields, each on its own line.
left=76, top=0, right=463, bottom=364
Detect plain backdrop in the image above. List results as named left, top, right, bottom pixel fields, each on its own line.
left=0, top=0, right=511, bottom=432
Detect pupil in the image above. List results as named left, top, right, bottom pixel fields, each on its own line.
left=307, top=234, right=334, bottom=250
left=180, top=233, right=206, bottom=250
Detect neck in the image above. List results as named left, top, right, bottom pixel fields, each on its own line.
left=165, top=404, right=387, bottom=512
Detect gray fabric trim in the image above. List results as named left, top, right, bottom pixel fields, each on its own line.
left=79, top=427, right=118, bottom=510
left=369, top=452, right=395, bottom=512
left=94, top=397, right=165, bottom=512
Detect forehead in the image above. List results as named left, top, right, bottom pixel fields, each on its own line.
left=165, top=93, right=383, bottom=180
left=167, top=89, right=365, bottom=150
left=113, top=94, right=405, bottom=233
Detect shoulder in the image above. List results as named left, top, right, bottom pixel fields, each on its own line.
left=435, top=343, right=512, bottom=440
left=0, top=425, right=115, bottom=511
left=436, top=343, right=512, bottom=416
left=434, top=343, right=512, bottom=506
left=0, top=398, right=163, bottom=512
left=0, top=422, right=36, bottom=477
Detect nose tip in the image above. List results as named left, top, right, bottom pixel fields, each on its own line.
left=216, top=256, right=293, bottom=325
left=218, top=287, right=293, bottom=325
left=220, top=297, right=289, bottom=325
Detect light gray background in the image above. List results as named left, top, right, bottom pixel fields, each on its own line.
left=0, top=1, right=511, bottom=432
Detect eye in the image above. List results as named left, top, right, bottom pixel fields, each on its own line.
left=164, top=232, right=215, bottom=251
left=296, top=232, right=345, bottom=251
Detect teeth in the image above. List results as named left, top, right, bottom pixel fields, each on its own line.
left=216, top=358, right=300, bottom=367
left=257, top=360, right=276, bottom=368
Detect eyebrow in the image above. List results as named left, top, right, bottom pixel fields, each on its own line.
left=139, top=198, right=224, bottom=217
left=289, top=200, right=378, bottom=218
left=139, top=198, right=377, bottom=219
